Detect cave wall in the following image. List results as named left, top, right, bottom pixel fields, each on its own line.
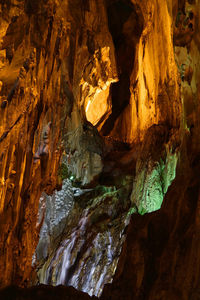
left=0, top=0, right=64, bottom=286
left=101, top=0, right=200, bottom=299
left=101, top=169, right=200, bottom=300
left=103, top=0, right=181, bottom=143
left=0, top=0, right=200, bottom=299
left=0, top=0, right=118, bottom=287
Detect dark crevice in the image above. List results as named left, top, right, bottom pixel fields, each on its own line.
left=0, top=0, right=12, bottom=11
left=45, top=16, right=54, bottom=58
left=101, top=0, right=143, bottom=136
left=87, top=30, right=95, bottom=55
left=24, top=0, right=40, bottom=15
left=0, top=114, right=23, bottom=143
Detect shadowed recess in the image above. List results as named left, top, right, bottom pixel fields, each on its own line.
left=101, top=0, right=143, bottom=136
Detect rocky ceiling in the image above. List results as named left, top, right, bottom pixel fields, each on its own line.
left=0, top=0, right=200, bottom=299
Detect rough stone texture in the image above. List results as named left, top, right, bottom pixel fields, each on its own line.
left=36, top=186, right=130, bottom=297
left=0, top=0, right=66, bottom=286
left=0, top=0, right=116, bottom=287
left=131, top=125, right=179, bottom=215
left=65, top=122, right=104, bottom=185
left=35, top=179, right=74, bottom=265
left=101, top=167, right=200, bottom=300
left=100, top=0, right=200, bottom=299
left=0, top=0, right=200, bottom=299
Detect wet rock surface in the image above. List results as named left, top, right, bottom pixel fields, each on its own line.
left=36, top=184, right=131, bottom=297
left=35, top=179, right=74, bottom=264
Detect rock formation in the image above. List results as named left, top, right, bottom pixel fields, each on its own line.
left=0, top=0, right=200, bottom=299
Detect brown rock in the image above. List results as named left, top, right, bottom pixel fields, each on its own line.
left=0, top=1, right=200, bottom=300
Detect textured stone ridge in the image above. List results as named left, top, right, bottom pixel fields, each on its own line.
left=36, top=185, right=130, bottom=297
left=131, top=126, right=179, bottom=215
left=0, top=0, right=69, bottom=286
left=35, top=179, right=74, bottom=265
left=101, top=167, right=200, bottom=300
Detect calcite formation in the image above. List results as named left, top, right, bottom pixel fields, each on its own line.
left=36, top=184, right=130, bottom=297
left=0, top=0, right=200, bottom=299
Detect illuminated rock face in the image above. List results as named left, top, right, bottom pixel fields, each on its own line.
left=37, top=186, right=129, bottom=297
left=0, top=0, right=200, bottom=299
left=131, top=125, right=179, bottom=215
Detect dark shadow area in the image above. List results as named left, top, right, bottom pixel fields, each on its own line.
left=101, top=0, right=143, bottom=136
left=0, top=285, right=97, bottom=300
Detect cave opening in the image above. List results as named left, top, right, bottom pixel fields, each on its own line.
left=100, top=0, right=143, bottom=137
